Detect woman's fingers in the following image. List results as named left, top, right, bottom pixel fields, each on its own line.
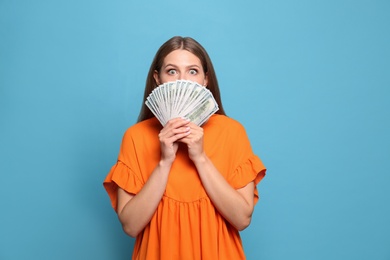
left=158, top=118, right=191, bottom=163
left=178, top=122, right=205, bottom=160
left=159, top=118, right=190, bottom=140
left=160, top=118, right=189, bottom=132
left=159, top=118, right=207, bottom=163
left=179, top=122, right=202, bottom=142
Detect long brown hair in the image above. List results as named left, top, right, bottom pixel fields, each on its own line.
left=137, top=36, right=226, bottom=122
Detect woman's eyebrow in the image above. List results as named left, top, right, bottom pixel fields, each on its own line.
left=163, top=64, right=177, bottom=68
left=164, top=64, right=201, bottom=68
left=187, top=64, right=201, bottom=68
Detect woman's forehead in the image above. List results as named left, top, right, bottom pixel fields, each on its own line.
left=163, top=50, right=203, bottom=67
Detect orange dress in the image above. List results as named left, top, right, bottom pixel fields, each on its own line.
left=103, top=114, right=266, bottom=260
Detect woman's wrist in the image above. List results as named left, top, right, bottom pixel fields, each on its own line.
left=158, top=158, right=174, bottom=170
left=191, top=152, right=208, bottom=166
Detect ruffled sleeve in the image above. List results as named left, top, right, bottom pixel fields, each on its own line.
left=103, top=119, right=161, bottom=212
left=103, top=160, right=144, bottom=212
left=221, top=117, right=266, bottom=205
left=228, top=154, right=266, bottom=204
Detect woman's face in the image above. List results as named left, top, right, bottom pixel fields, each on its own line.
left=154, top=49, right=208, bottom=86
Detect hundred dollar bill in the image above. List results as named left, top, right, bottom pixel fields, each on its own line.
left=185, top=95, right=219, bottom=125
left=145, top=80, right=219, bottom=126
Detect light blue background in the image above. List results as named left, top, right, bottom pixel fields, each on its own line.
left=1, top=1, right=389, bottom=259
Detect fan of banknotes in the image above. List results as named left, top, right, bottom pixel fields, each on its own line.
left=145, top=80, right=219, bottom=126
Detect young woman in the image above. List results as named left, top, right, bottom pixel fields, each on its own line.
left=103, top=36, right=266, bottom=259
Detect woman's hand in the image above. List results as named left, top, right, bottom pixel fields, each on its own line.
left=180, top=121, right=255, bottom=231
left=179, top=122, right=205, bottom=163
left=159, top=117, right=191, bottom=164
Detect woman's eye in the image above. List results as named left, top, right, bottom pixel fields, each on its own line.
left=167, top=69, right=177, bottom=75
left=189, top=69, right=198, bottom=75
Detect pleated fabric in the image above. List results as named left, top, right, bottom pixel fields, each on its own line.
left=104, top=115, right=266, bottom=260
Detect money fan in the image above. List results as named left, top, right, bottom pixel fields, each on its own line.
left=145, top=80, right=219, bottom=126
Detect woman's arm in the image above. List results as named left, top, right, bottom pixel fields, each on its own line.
left=117, top=118, right=191, bottom=237
left=193, top=155, right=255, bottom=231
left=117, top=160, right=171, bottom=237
left=180, top=123, right=255, bottom=231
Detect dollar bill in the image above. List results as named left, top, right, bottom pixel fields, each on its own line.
left=145, top=80, right=219, bottom=126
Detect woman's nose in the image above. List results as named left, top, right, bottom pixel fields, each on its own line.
left=179, top=74, right=188, bottom=80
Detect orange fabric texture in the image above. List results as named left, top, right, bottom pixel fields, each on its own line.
left=103, top=115, right=266, bottom=260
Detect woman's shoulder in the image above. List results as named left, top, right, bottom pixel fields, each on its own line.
left=207, top=114, right=246, bottom=131
left=123, top=117, right=161, bottom=138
